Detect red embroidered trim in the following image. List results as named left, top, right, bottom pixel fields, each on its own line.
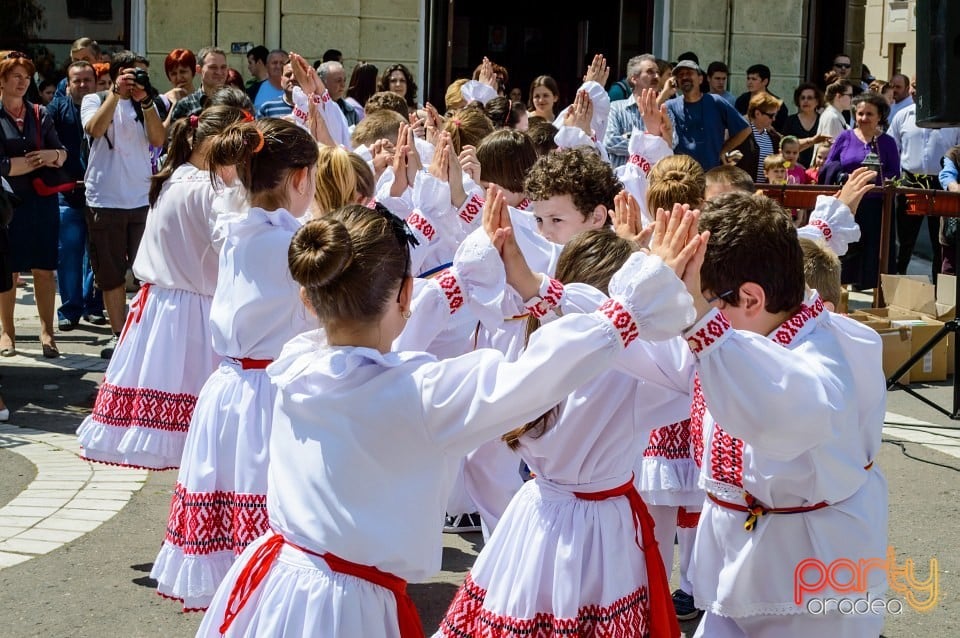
left=771, top=297, right=824, bottom=346
left=686, top=311, right=731, bottom=354
left=809, top=218, right=832, bottom=242
left=516, top=198, right=531, bottom=211
left=598, top=298, right=639, bottom=347
left=164, top=483, right=269, bottom=556
left=709, top=422, right=745, bottom=488
left=689, top=376, right=706, bottom=469
left=406, top=211, right=437, bottom=242
left=435, top=269, right=465, bottom=314
left=77, top=453, right=178, bottom=471
left=677, top=506, right=701, bottom=529
left=439, top=573, right=649, bottom=638
left=643, top=419, right=692, bottom=459
left=91, top=382, right=197, bottom=433
left=629, top=153, right=653, bottom=175
left=458, top=193, right=484, bottom=224
left=527, top=278, right=565, bottom=319
left=155, top=591, right=207, bottom=613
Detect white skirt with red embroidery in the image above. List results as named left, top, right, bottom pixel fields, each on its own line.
left=436, top=478, right=652, bottom=638
left=76, top=286, right=218, bottom=470
left=150, top=362, right=276, bottom=611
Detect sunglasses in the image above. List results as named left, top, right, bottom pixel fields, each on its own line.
left=761, top=111, right=778, bottom=118
left=4, top=51, right=30, bottom=61
left=834, top=63, right=851, bottom=69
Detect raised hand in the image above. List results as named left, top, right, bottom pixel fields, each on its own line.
left=389, top=123, right=411, bottom=197
left=563, top=90, right=593, bottom=136
left=446, top=136, right=468, bottom=207
left=611, top=191, right=649, bottom=247
left=638, top=88, right=661, bottom=137
left=428, top=132, right=450, bottom=181
left=583, top=53, right=609, bottom=86
left=837, top=166, right=878, bottom=214
left=370, top=139, right=393, bottom=180
left=403, top=122, right=423, bottom=185
left=423, top=102, right=443, bottom=146
left=649, top=203, right=707, bottom=280
left=658, top=104, right=674, bottom=145
left=478, top=57, right=498, bottom=90
left=459, top=144, right=481, bottom=183
left=289, top=52, right=321, bottom=96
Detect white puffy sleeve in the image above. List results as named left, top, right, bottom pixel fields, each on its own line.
left=418, top=251, right=693, bottom=453
left=616, top=131, right=675, bottom=227
left=460, top=80, right=498, bottom=106
left=796, top=195, right=860, bottom=257
left=683, top=308, right=843, bottom=460
left=290, top=87, right=352, bottom=148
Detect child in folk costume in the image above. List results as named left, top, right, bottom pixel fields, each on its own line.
left=438, top=216, right=704, bottom=638
left=198, top=187, right=701, bottom=638
left=151, top=119, right=320, bottom=610
left=638, top=155, right=709, bottom=622
left=685, top=192, right=887, bottom=638
left=77, top=106, right=250, bottom=470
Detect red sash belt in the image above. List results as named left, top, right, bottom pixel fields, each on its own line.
left=708, top=461, right=875, bottom=532
left=219, top=532, right=424, bottom=637
left=228, top=357, right=273, bottom=370
left=119, top=283, right=151, bottom=343
left=574, top=476, right=680, bottom=638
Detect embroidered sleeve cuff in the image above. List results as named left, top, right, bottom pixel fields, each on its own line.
left=595, top=298, right=640, bottom=348
left=683, top=309, right=732, bottom=357
left=525, top=276, right=565, bottom=319
left=432, top=269, right=465, bottom=315
left=797, top=195, right=860, bottom=257
left=406, top=210, right=439, bottom=244
left=456, top=190, right=485, bottom=227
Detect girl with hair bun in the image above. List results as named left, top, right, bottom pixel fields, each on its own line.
left=77, top=105, right=251, bottom=471
left=197, top=186, right=702, bottom=638
left=151, top=117, right=320, bottom=611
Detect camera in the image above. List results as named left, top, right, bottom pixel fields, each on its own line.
left=131, top=68, right=155, bottom=96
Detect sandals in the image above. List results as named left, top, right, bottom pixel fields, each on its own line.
left=42, top=343, right=60, bottom=359
left=0, top=346, right=14, bottom=357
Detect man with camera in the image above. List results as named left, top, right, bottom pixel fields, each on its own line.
left=81, top=51, right=165, bottom=359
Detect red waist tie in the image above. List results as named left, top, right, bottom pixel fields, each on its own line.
left=119, top=283, right=151, bottom=344
left=574, top=476, right=680, bottom=638
left=227, top=357, right=273, bottom=370
left=219, top=532, right=424, bottom=637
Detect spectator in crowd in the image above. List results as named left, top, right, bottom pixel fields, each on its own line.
left=38, top=80, right=56, bottom=105
left=169, top=46, right=229, bottom=122
left=939, top=146, right=960, bottom=274
left=527, top=75, right=560, bottom=121
left=781, top=83, right=825, bottom=169
left=82, top=50, right=166, bottom=359
left=225, top=68, right=246, bottom=91
left=472, top=59, right=509, bottom=97
left=0, top=51, right=68, bottom=359
left=318, top=60, right=359, bottom=127
left=93, top=62, right=111, bottom=92
left=706, top=61, right=735, bottom=105
left=322, top=49, right=343, bottom=64
left=825, top=91, right=900, bottom=291
left=826, top=53, right=853, bottom=87
left=48, top=60, right=105, bottom=332
left=256, top=60, right=296, bottom=119
left=161, top=48, right=196, bottom=118
left=245, top=45, right=269, bottom=93
left=733, top=92, right=784, bottom=183
left=54, top=37, right=101, bottom=100
left=250, top=49, right=287, bottom=111
left=734, top=64, right=788, bottom=132
left=888, top=73, right=913, bottom=122
left=604, top=54, right=670, bottom=168
left=815, top=79, right=854, bottom=162
left=378, top=63, right=420, bottom=114
left=666, top=60, right=751, bottom=172
left=344, top=62, right=378, bottom=123
left=888, top=97, right=960, bottom=280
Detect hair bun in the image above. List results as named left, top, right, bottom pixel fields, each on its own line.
left=288, top=218, right=355, bottom=289
left=661, top=169, right=688, bottom=182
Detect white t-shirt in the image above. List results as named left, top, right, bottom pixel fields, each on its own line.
left=80, top=94, right=153, bottom=209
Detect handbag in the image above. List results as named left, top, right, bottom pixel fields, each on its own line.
left=29, top=104, right=76, bottom=197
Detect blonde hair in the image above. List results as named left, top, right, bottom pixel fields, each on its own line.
left=444, top=78, right=469, bottom=114
left=799, top=237, right=842, bottom=307
left=763, top=153, right=786, bottom=173
left=350, top=109, right=406, bottom=148
left=314, top=146, right=359, bottom=216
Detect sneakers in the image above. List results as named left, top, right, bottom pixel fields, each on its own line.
left=672, top=589, right=700, bottom=620
left=443, top=512, right=482, bottom=534
left=100, top=335, right=118, bottom=360
left=83, top=313, right=108, bottom=326
left=58, top=318, right=79, bottom=332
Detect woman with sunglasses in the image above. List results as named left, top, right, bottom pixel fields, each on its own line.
left=784, top=82, right=830, bottom=169
left=731, top=91, right=783, bottom=183
left=0, top=51, right=68, bottom=359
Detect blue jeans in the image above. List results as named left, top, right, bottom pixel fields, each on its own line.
left=57, top=198, right=103, bottom=322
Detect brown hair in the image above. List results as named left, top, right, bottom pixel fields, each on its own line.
left=647, top=155, right=706, bottom=211
left=699, top=192, right=805, bottom=313
left=825, top=79, right=855, bottom=103
left=799, top=237, right=842, bottom=307
left=150, top=105, right=249, bottom=206
left=525, top=148, right=622, bottom=219
left=207, top=119, right=319, bottom=208
left=349, top=153, right=376, bottom=201
left=747, top=92, right=782, bottom=120
left=704, top=165, right=755, bottom=193
left=476, top=129, right=538, bottom=193
left=377, top=63, right=418, bottom=109
left=763, top=153, right=786, bottom=173
left=443, top=104, right=494, bottom=155
left=350, top=109, right=406, bottom=148
left=526, top=120, right=558, bottom=155
left=363, top=91, right=410, bottom=118
left=503, top=229, right=636, bottom=449
left=289, top=204, right=411, bottom=324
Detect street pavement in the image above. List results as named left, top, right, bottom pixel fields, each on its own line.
left=0, top=270, right=957, bottom=638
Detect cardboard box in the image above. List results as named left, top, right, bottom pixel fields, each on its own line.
left=857, top=308, right=947, bottom=382
left=848, top=311, right=912, bottom=384
left=936, top=274, right=957, bottom=375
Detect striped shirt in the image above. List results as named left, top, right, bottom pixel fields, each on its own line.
left=754, top=124, right=774, bottom=183
left=256, top=97, right=294, bottom=120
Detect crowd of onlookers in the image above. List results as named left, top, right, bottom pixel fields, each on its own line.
left=2, top=37, right=960, bottom=422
